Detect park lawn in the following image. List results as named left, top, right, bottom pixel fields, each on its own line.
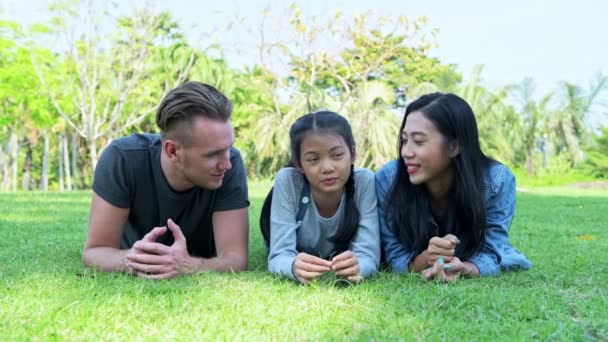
left=0, top=184, right=607, bottom=340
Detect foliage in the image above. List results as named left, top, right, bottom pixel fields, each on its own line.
left=548, top=74, right=608, bottom=167
left=454, top=66, right=521, bottom=166
left=0, top=1, right=607, bottom=189
left=30, top=1, right=198, bottom=171
left=583, top=127, right=608, bottom=178
left=243, top=6, right=461, bottom=173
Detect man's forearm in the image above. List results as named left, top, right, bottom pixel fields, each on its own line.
left=82, top=247, right=131, bottom=273
left=185, top=252, right=248, bottom=274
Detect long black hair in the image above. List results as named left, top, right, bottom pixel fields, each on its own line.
left=260, top=111, right=360, bottom=251
left=386, top=93, right=491, bottom=259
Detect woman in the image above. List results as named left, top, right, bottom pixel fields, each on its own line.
left=376, top=93, right=531, bottom=282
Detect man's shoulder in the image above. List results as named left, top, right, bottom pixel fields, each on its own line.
left=228, top=146, right=244, bottom=163
left=109, top=133, right=160, bottom=152
left=221, top=147, right=246, bottom=181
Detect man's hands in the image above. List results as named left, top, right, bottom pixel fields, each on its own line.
left=126, top=219, right=193, bottom=279
left=293, top=251, right=362, bottom=284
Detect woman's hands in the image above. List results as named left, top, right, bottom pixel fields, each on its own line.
left=422, top=256, right=480, bottom=283
left=422, top=256, right=463, bottom=283
left=409, top=234, right=461, bottom=272
left=408, top=234, right=480, bottom=282
left=427, top=234, right=460, bottom=264
left=293, top=251, right=362, bottom=284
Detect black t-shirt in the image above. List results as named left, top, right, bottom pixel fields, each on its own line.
left=92, top=133, right=249, bottom=257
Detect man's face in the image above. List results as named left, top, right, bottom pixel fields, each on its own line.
left=175, top=116, right=234, bottom=190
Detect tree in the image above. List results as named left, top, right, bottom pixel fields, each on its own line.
left=549, top=73, right=608, bottom=167
left=583, top=126, right=608, bottom=178
left=513, top=79, right=552, bottom=175
left=242, top=6, right=461, bottom=174
left=452, top=65, right=520, bottom=166
left=31, top=1, right=196, bottom=172
left=0, top=19, right=55, bottom=191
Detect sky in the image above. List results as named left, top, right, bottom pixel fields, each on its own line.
left=2, top=0, right=607, bottom=125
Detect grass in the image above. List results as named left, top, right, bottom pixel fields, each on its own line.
left=0, top=184, right=607, bottom=340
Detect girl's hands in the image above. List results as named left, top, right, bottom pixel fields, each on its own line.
left=293, top=251, right=363, bottom=284
left=331, top=251, right=362, bottom=283
left=293, top=253, right=332, bottom=284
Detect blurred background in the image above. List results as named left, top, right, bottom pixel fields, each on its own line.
left=0, top=0, right=606, bottom=191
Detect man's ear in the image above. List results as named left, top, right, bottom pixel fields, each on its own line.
left=448, top=140, right=460, bottom=158
left=163, top=139, right=180, bottom=159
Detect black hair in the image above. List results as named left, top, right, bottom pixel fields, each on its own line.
left=260, top=111, right=359, bottom=252
left=386, top=93, right=491, bottom=259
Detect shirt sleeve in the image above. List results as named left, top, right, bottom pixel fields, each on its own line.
left=375, top=164, right=416, bottom=273
left=91, top=143, right=132, bottom=208
left=468, top=165, right=531, bottom=276
left=349, top=170, right=380, bottom=278
left=213, top=148, right=250, bottom=212
left=267, top=169, right=300, bottom=281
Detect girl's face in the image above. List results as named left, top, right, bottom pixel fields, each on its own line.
left=400, top=111, right=458, bottom=194
left=298, top=132, right=354, bottom=198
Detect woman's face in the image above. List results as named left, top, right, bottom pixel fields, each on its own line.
left=298, top=132, right=354, bottom=198
left=400, top=111, right=458, bottom=194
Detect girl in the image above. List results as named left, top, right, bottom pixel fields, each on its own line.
left=261, top=111, right=380, bottom=284
left=376, top=93, right=531, bottom=282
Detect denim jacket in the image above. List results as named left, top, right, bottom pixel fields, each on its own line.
left=375, top=160, right=532, bottom=277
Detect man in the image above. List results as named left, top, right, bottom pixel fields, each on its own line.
left=82, top=81, right=249, bottom=279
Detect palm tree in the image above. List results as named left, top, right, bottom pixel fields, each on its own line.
left=549, top=73, right=608, bottom=167
left=456, top=66, right=520, bottom=166
left=341, top=80, right=399, bottom=170
left=513, top=79, right=553, bottom=175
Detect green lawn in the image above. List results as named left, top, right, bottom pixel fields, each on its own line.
left=0, top=184, right=607, bottom=340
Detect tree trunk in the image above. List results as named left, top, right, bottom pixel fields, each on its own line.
left=79, top=152, right=90, bottom=188
left=58, top=134, right=64, bottom=192
left=10, top=131, right=18, bottom=192
left=40, top=132, right=49, bottom=191
left=71, top=133, right=78, bottom=189
left=0, top=145, right=6, bottom=191
left=525, top=147, right=535, bottom=176
left=63, top=134, right=72, bottom=191
left=561, top=119, right=584, bottom=167
left=21, top=141, right=32, bottom=191
left=89, top=137, right=98, bottom=172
